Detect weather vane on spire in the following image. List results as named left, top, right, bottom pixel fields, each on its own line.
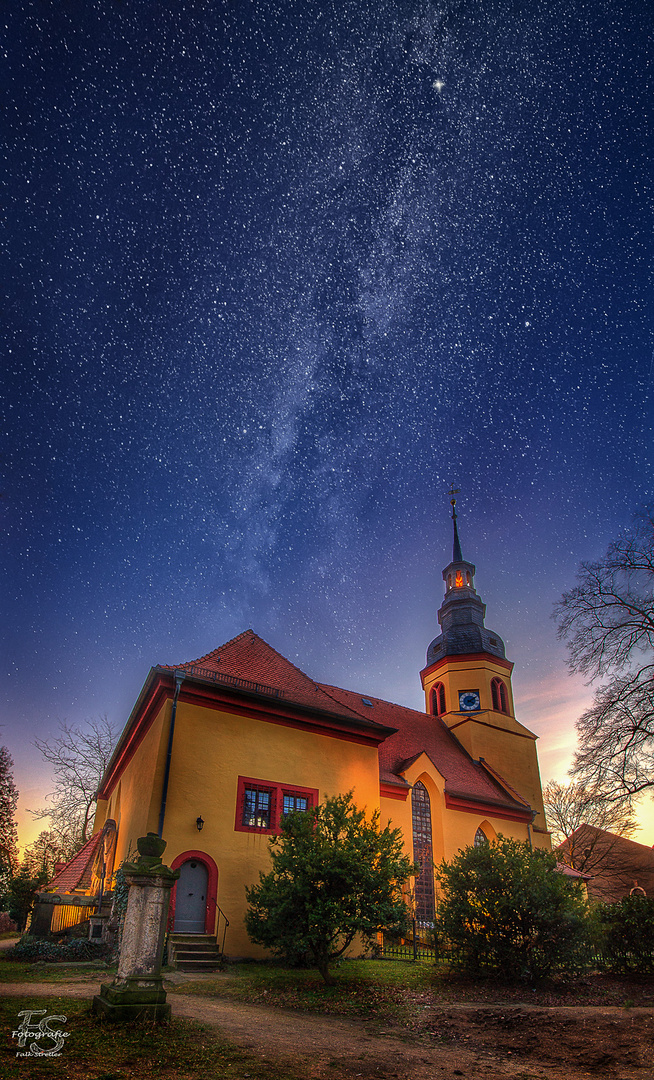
left=447, top=484, right=460, bottom=519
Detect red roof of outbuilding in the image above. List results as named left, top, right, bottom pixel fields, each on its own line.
left=45, top=831, right=103, bottom=894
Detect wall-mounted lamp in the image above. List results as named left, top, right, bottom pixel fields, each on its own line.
left=196, top=816, right=204, bottom=832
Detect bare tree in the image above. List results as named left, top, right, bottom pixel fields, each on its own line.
left=543, top=780, right=637, bottom=849
left=30, top=716, right=118, bottom=851
left=554, top=507, right=654, bottom=803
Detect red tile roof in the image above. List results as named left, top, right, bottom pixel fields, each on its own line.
left=322, top=683, right=529, bottom=811
left=164, top=630, right=392, bottom=729
left=166, top=632, right=529, bottom=813
left=45, top=831, right=103, bottom=894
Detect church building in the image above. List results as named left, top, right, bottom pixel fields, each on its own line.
left=45, top=504, right=550, bottom=956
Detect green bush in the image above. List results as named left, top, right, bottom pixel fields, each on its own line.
left=435, top=836, right=591, bottom=981
left=9, top=934, right=111, bottom=963
left=245, top=792, right=415, bottom=984
left=597, top=894, right=654, bottom=974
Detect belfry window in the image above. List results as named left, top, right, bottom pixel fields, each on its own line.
left=491, top=677, right=509, bottom=714
left=455, top=570, right=464, bottom=587
left=412, top=781, right=435, bottom=926
left=431, top=682, right=446, bottom=717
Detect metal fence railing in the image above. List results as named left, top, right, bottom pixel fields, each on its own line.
left=50, top=904, right=90, bottom=934
left=379, top=919, right=440, bottom=962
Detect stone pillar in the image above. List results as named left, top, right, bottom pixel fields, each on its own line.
left=93, top=834, right=179, bottom=1022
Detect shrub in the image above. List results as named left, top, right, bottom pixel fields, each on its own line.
left=598, top=894, right=654, bottom=974
left=435, top=836, right=591, bottom=981
left=0, top=912, right=17, bottom=933
left=245, top=792, right=415, bottom=984
left=9, top=934, right=111, bottom=963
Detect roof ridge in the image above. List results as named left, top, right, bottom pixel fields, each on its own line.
left=318, top=682, right=434, bottom=722
left=316, top=683, right=399, bottom=726
left=163, top=628, right=256, bottom=670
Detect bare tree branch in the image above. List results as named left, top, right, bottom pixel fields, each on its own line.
left=30, top=716, right=119, bottom=849
left=554, top=507, right=654, bottom=804
left=553, top=507, right=654, bottom=679
left=543, top=779, right=637, bottom=849
left=571, top=668, right=654, bottom=802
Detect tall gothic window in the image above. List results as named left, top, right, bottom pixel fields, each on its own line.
left=491, top=677, right=509, bottom=713
left=431, top=682, right=446, bottom=717
left=474, top=827, right=488, bottom=847
left=412, top=781, right=435, bottom=926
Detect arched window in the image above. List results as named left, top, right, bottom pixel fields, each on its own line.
left=431, top=682, right=446, bottom=717
left=474, top=827, right=488, bottom=847
left=412, top=781, right=435, bottom=926
left=491, top=677, right=509, bottom=713
left=465, top=571, right=471, bottom=585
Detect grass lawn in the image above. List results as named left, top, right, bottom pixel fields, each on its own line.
left=0, top=996, right=307, bottom=1080
left=172, top=958, right=654, bottom=1016
left=0, top=960, right=115, bottom=984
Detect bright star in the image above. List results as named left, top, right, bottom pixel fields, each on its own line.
left=433, top=79, right=445, bottom=92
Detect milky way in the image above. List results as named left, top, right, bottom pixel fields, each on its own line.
left=2, top=1, right=652, bottom=841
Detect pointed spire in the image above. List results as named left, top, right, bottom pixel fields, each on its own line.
left=448, top=485, right=463, bottom=562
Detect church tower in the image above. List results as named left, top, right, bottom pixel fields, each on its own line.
left=420, top=494, right=549, bottom=844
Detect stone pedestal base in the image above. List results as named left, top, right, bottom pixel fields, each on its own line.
left=92, top=976, right=170, bottom=1022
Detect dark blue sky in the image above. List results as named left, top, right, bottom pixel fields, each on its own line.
left=3, top=0, right=652, bottom=847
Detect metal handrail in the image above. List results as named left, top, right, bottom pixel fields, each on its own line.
left=216, top=904, right=230, bottom=956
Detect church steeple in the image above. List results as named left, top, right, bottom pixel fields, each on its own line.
left=420, top=494, right=549, bottom=844
left=426, top=493, right=505, bottom=666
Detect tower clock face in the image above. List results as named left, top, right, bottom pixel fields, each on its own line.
left=459, top=690, right=481, bottom=712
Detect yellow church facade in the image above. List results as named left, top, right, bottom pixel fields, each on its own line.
left=48, top=511, right=550, bottom=957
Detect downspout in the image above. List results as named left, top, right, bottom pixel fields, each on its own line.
left=158, top=672, right=184, bottom=838
left=527, top=810, right=537, bottom=850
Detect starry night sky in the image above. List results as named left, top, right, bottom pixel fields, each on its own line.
left=3, top=0, right=652, bottom=848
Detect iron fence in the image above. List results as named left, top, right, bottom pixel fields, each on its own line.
left=379, top=919, right=441, bottom=962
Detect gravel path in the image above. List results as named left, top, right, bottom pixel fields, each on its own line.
left=2, top=978, right=651, bottom=1080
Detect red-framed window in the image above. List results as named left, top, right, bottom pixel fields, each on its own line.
left=235, top=776, right=318, bottom=835
left=431, top=682, right=446, bottom=717
left=491, top=677, right=509, bottom=714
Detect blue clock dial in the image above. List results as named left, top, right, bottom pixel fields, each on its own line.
left=459, top=690, right=481, bottom=712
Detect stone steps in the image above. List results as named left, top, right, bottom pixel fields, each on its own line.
left=167, top=933, right=223, bottom=972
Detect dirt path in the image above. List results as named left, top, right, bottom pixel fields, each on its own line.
left=2, top=979, right=652, bottom=1080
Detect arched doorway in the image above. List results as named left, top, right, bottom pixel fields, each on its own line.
left=174, top=859, right=209, bottom=933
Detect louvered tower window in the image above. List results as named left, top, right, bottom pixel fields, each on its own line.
left=431, top=682, right=446, bottom=717
left=491, top=677, right=509, bottom=713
